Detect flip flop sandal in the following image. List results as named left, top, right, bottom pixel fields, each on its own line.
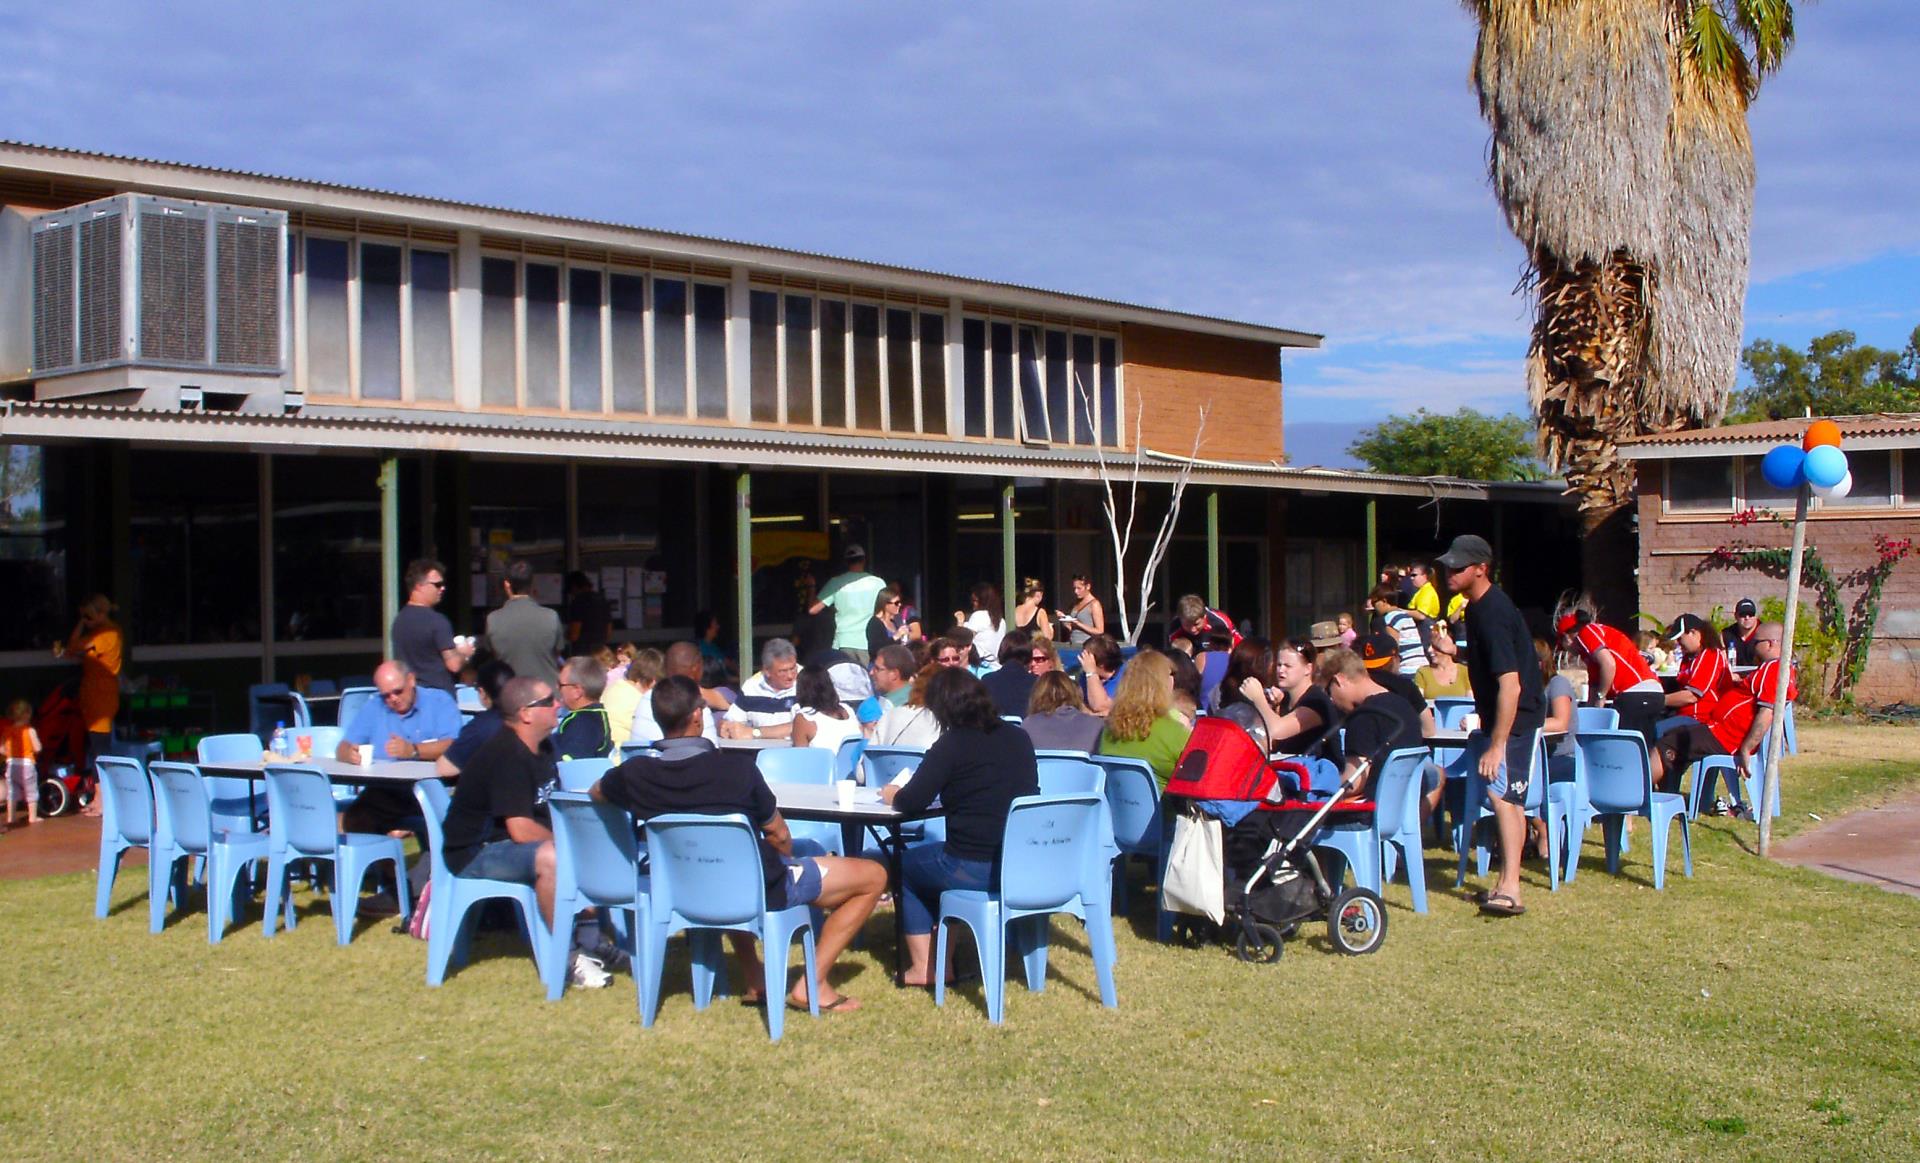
left=788, top=995, right=857, bottom=1013
left=1479, top=893, right=1526, bottom=917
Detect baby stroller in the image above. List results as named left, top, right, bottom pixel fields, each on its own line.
left=1162, top=717, right=1387, bottom=962
left=32, top=680, right=92, bottom=817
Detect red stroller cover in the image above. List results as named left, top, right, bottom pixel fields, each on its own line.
left=1167, top=718, right=1312, bottom=803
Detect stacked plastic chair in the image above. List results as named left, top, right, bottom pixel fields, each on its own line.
left=93, top=754, right=156, bottom=919
left=148, top=762, right=272, bottom=942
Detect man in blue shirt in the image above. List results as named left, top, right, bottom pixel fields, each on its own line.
left=335, top=660, right=462, bottom=840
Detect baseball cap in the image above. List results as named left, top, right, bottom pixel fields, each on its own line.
left=1435, top=534, right=1494, bottom=571
left=1666, top=612, right=1710, bottom=639
left=1309, top=619, right=1344, bottom=649
left=841, top=543, right=866, bottom=562
left=1734, top=598, right=1757, bottom=618
left=1358, top=631, right=1397, bottom=670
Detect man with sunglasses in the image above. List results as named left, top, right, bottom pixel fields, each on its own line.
left=335, top=660, right=462, bottom=845
left=979, top=629, right=1043, bottom=719
left=391, top=558, right=472, bottom=696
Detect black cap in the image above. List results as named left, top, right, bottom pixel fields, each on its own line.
left=1435, top=534, right=1493, bottom=571
left=842, top=543, right=866, bottom=562
left=1358, top=631, right=1398, bottom=670
left=1734, top=598, right=1758, bottom=617
left=1667, top=613, right=1710, bottom=639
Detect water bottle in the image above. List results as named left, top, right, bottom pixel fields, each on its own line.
left=270, top=721, right=289, bottom=759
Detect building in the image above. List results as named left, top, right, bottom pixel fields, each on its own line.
left=1621, top=414, right=1920, bottom=705
left=0, top=141, right=1576, bottom=731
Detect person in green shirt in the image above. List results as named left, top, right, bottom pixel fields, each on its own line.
left=808, top=544, right=888, bottom=665
left=1096, top=648, right=1192, bottom=789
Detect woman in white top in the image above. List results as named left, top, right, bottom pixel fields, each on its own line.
left=954, top=582, right=1007, bottom=668
left=874, top=664, right=943, bottom=748
left=790, top=667, right=866, bottom=762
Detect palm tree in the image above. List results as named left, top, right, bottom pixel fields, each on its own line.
left=1463, top=1, right=1796, bottom=618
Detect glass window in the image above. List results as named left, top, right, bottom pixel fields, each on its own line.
left=480, top=257, right=517, bottom=405
left=1071, top=333, right=1096, bottom=445
left=470, top=460, right=567, bottom=613
left=750, top=290, right=779, bottom=422
left=920, top=312, right=947, bottom=436
left=1099, top=337, right=1118, bottom=446
left=991, top=321, right=1016, bottom=439
left=358, top=243, right=402, bottom=400
left=609, top=273, right=647, bottom=413
left=275, top=455, right=381, bottom=641
left=411, top=250, right=454, bottom=401
left=784, top=295, right=815, bottom=426
left=962, top=318, right=987, bottom=437
left=305, top=237, right=350, bottom=395
left=1666, top=460, right=1732, bottom=512
left=1739, top=455, right=1798, bottom=511
left=851, top=303, right=882, bottom=431
left=653, top=278, right=687, bottom=415
left=1017, top=326, right=1047, bottom=442
left=886, top=308, right=916, bottom=431
left=127, top=451, right=260, bottom=645
left=819, top=299, right=847, bottom=427
left=1045, top=329, right=1070, bottom=443
left=0, top=444, right=69, bottom=651
left=1823, top=449, right=1893, bottom=509
left=567, top=268, right=602, bottom=412
left=523, top=263, right=561, bottom=409
left=693, top=282, right=729, bottom=420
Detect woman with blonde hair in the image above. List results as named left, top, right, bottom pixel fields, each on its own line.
left=1022, top=670, right=1104, bottom=753
left=606, top=647, right=663, bottom=747
left=1011, top=577, right=1053, bottom=642
left=1095, top=648, right=1191, bottom=788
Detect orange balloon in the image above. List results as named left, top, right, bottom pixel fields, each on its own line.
left=1804, top=419, right=1843, bottom=450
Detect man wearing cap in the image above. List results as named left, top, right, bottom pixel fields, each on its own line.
left=1438, top=533, right=1543, bottom=917
left=809, top=545, right=887, bottom=666
left=1357, top=630, right=1437, bottom=737
left=1726, top=598, right=1762, bottom=667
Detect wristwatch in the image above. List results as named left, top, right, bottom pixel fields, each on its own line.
left=751, top=727, right=762, bottom=739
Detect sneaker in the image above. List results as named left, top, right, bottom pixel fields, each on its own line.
left=582, top=939, right=631, bottom=973
left=1710, top=797, right=1730, bottom=817
left=569, top=952, right=612, bottom=989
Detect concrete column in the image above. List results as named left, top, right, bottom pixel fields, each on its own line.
left=380, top=457, right=400, bottom=658
left=453, top=230, right=483, bottom=408
left=259, top=455, right=275, bottom=683
left=1365, top=497, right=1378, bottom=594
left=728, top=268, right=752, bottom=422
left=1001, top=481, right=1016, bottom=615
left=1206, top=490, right=1221, bottom=609
left=736, top=471, right=753, bottom=681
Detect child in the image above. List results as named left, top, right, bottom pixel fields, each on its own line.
left=5, top=699, right=42, bottom=828
left=1336, top=612, right=1358, bottom=647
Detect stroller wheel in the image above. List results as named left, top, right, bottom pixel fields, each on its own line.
left=1234, top=923, right=1283, bottom=964
left=1327, top=887, right=1388, bottom=956
left=39, top=779, right=71, bottom=818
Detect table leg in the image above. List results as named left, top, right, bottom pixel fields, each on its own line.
left=866, top=821, right=911, bottom=986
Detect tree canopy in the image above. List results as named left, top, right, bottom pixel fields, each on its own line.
left=1348, top=408, right=1542, bottom=481
left=1725, top=326, right=1920, bottom=423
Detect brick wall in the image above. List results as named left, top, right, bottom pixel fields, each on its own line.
left=1636, top=463, right=1920, bottom=705
left=1119, top=323, right=1284, bottom=464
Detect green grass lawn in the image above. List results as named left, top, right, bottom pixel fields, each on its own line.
left=3, top=723, right=1917, bottom=1160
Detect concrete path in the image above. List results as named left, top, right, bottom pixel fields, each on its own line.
left=1773, top=791, right=1920, bottom=899
left=0, top=813, right=133, bottom=882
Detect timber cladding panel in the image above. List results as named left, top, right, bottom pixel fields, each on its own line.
left=1636, top=465, right=1920, bottom=705
left=1119, top=323, right=1283, bottom=464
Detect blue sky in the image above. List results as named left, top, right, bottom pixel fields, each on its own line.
left=3, top=2, right=1913, bottom=468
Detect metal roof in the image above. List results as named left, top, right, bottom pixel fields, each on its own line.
left=0, top=399, right=1568, bottom=504
left=0, top=140, right=1322, bottom=349
left=1618, top=414, right=1920, bottom=459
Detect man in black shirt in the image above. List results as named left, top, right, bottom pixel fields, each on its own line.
left=554, top=656, right=612, bottom=760
left=391, top=558, right=472, bottom=695
left=436, top=658, right=514, bottom=777
left=591, top=676, right=885, bottom=1013
left=1316, top=648, right=1422, bottom=800
left=979, top=629, right=1040, bottom=719
left=1357, top=631, right=1437, bottom=737
left=1440, top=533, right=1544, bottom=917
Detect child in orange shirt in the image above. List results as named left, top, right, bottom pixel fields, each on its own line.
left=5, top=699, right=42, bottom=827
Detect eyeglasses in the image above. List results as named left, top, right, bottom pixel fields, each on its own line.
left=378, top=687, right=407, bottom=701
left=525, top=694, right=557, bottom=708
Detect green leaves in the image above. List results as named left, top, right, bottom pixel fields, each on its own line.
left=1686, top=0, right=1800, bottom=100
left=1347, top=408, right=1543, bottom=481
left=1726, top=325, right=1920, bottom=422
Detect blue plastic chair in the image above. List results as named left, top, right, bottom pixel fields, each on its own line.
left=248, top=682, right=291, bottom=739
left=637, top=813, right=819, bottom=1041
left=860, top=746, right=926, bottom=787
left=755, top=748, right=844, bottom=856
left=1552, top=733, right=1596, bottom=883
left=148, top=762, right=272, bottom=942
left=413, top=780, right=549, bottom=987
left=261, top=766, right=411, bottom=945
left=833, top=736, right=867, bottom=784
left=543, top=791, right=646, bottom=1001
left=1091, top=755, right=1162, bottom=914
left=1450, top=729, right=1561, bottom=892
left=557, top=757, right=615, bottom=793
left=619, top=742, right=660, bottom=762
left=93, top=755, right=155, bottom=919
left=198, top=733, right=267, bottom=833
left=1432, top=698, right=1476, bottom=729
left=337, top=687, right=377, bottom=733
left=935, top=793, right=1118, bottom=1024
left=1577, top=729, right=1692, bottom=889
left=1034, top=748, right=1094, bottom=761
left=1314, top=747, right=1430, bottom=913
left=1574, top=706, right=1619, bottom=732
left=1037, top=757, right=1105, bottom=796
left=1783, top=700, right=1798, bottom=755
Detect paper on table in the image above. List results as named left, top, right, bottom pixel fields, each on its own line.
left=888, top=771, right=913, bottom=788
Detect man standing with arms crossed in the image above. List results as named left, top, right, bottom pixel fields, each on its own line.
left=1437, top=534, right=1544, bottom=918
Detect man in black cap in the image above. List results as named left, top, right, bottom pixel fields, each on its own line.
left=808, top=544, right=886, bottom=666
left=1726, top=597, right=1761, bottom=667
left=1436, top=533, right=1543, bottom=918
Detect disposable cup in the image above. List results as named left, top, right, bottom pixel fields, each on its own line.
left=356, top=744, right=374, bottom=767
left=836, top=781, right=857, bottom=810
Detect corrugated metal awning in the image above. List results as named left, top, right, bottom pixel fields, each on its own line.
left=1619, top=414, right=1920, bottom=459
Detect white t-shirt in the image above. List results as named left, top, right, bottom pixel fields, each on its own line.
left=875, top=702, right=942, bottom=748
left=797, top=704, right=866, bottom=777
left=964, top=611, right=1007, bottom=669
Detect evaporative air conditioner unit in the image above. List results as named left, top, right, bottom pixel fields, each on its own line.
left=27, top=193, right=287, bottom=381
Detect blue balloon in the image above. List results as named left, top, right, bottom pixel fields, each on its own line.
left=1804, top=443, right=1848, bottom=489
left=1760, top=444, right=1806, bottom=490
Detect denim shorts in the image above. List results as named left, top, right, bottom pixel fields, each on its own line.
left=1486, top=733, right=1534, bottom=807
left=773, top=856, right=823, bottom=909
left=456, top=839, right=542, bottom=884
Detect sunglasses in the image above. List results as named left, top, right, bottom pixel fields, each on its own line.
left=378, top=687, right=408, bottom=700
left=1028, top=654, right=1051, bottom=664
left=525, top=694, right=557, bottom=708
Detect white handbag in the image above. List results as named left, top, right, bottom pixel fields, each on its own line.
left=1161, top=808, right=1225, bottom=924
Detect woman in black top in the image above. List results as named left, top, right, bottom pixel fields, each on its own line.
left=866, top=587, right=906, bottom=659
left=883, top=667, right=1039, bottom=987
left=1234, top=640, right=1335, bottom=757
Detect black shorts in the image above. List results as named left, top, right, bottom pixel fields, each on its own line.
left=1654, top=722, right=1726, bottom=794
left=1487, top=731, right=1535, bottom=807
left=1611, top=690, right=1667, bottom=751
